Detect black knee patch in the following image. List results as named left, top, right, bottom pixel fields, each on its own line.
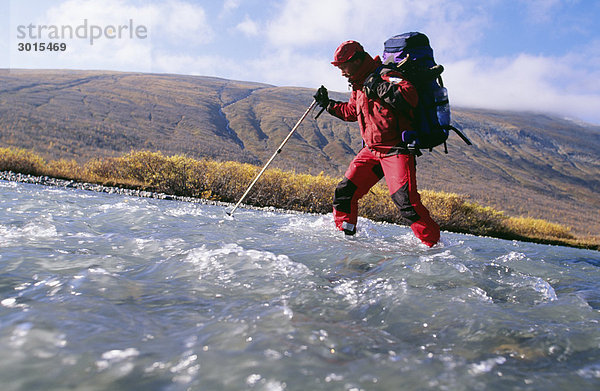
left=333, top=177, right=357, bottom=214
left=391, top=182, right=420, bottom=224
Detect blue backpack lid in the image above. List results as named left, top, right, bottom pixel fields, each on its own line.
left=384, top=32, right=430, bottom=52
left=383, top=32, right=435, bottom=65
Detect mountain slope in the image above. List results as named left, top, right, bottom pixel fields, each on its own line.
left=1, top=69, right=599, bottom=238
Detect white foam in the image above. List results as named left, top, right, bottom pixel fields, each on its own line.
left=96, top=348, right=140, bottom=373
left=246, top=374, right=262, bottom=386
left=0, top=222, right=58, bottom=243
left=1, top=297, right=17, bottom=308
left=185, top=243, right=313, bottom=285
left=451, top=287, right=493, bottom=304
left=529, top=276, right=558, bottom=302
left=101, top=348, right=140, bottom=361
left=333, top=280, right=359, bottom=306
left=498, top=251, right=527, bottom=263
left=0, top=181, right=18, bottom=188
left=578, top=364, right=600, bottom=379
left=279, top=214, right=335, bottom=235
left=9, top=322, right=33, bottom=348
left=165, top=204, right=206, bottom=217
left=468, top=356, right=506, bottom=375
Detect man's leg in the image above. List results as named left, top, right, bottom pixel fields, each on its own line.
left=380, top=154, right=440, bottom=247
left=333, top=148, right=383, bottom=234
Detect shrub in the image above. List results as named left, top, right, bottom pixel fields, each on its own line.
left=0, top=146, right=591, bottom=248
left=0, top=147, right=46, bottom=175
left=84, top=157, right=126, bottom=182
left=506, top=216, right=574, bottom=240
left=46, top=159, right=83, bottom=180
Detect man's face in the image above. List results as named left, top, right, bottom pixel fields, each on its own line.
left=336, top=58, right=362, bottom=80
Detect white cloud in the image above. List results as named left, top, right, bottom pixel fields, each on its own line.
left=519, top=0, right=564, bottom=23
left=258, top=0, right=600, bottom=123
left=150, top=47, right=343, bottom=90
left=6, top=0, right=600, bottom=124
left=265, top=0, right=353, bottom=47
left=223, top=0, right=241, bottom=13
left=151, top=52, right=231, bottom=77
left=445, top=53, right=600, bottom=123
left=258, top=0, right=489, bottom=92
left=155, top=0, right=213, bottom=44
left=9, top=0, right=213, bottom=72
left=263, top=0, right=443, bottom=52
left=257, top=0, right=492, bottom=92
left=236, top=15, right=259, bottom=37
left=245, top=48, right=345, bottom=90
left=40, top=0, right=213, bottom=47
left=263, top=0, right=487, bottom=55
left=418, top=2, right=489, bottom=59
left=9, top=0, right=151, bottom=71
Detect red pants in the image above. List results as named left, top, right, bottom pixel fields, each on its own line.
left=333, top=148, right=440, bottom=247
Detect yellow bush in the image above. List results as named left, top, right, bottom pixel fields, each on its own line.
left=0, top=147, right=46, bottom=175
left=506, top=216, right=574, bottom=240
left=0, top=146, right=591, bottom=248
left=211, top=160, right=260, bottom=199
left=46, top=159, right=82, bottom=179
left=123, top=151, right=199, bottom=195
left=84, top=157, right=127, bottom=182
left=422, top=190, right=468, bottom=226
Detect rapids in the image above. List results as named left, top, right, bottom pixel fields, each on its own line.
left=1, top=180, right=599, bottom=390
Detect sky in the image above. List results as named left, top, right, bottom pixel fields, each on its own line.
left=2, top=0, right=600, bottom=125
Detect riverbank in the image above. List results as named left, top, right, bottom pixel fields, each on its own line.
left=1, top=147, right=597, bottom=250
left=0, top=170, right=233, bottom=207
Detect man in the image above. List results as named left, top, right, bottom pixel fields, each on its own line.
left=314, top=40, right=440, bottom=247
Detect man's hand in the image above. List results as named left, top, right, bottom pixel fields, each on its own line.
left=314, top=85, right=330, bottom=108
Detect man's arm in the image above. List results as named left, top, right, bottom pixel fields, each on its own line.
left=327, top=92, right=358, bottom=122
left=314, top=86, right=358, bottom=122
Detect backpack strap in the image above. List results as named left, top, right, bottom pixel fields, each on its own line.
left=449, top=125, right=472, bottom=145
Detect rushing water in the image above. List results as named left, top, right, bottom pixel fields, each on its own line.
left=1, top=180, right=599, bottom=391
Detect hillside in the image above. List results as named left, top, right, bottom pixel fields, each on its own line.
left=1, top=69, right=599, bottom=239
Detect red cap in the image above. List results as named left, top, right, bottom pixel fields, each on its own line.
left=331, top=40, right=364, bottom=66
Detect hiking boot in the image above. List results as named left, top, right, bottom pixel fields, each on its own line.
left=342, top=222, right=356, bottom=236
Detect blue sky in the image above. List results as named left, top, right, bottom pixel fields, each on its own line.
left=2, top=0, right=600, bottom=125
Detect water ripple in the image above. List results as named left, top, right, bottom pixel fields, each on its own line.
left=1, top=181, right=599, bottom=390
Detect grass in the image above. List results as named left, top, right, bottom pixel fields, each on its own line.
left=1, top=146, right=597, bottom=250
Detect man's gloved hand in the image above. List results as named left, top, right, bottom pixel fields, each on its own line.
left=314, top=85, right=330, bottom=108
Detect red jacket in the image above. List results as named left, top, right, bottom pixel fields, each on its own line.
left=328, top=56, right=418, bottom=153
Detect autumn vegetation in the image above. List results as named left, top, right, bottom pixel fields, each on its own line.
left=2, top=146, right=596, bottom=250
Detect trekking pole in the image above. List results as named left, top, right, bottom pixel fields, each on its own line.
left=227, top=99, right=319, bottom=216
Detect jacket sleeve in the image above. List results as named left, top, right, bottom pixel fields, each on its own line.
left=376, top=75, right=418, bottom=114
left=327, top=91, right=358, bottom=122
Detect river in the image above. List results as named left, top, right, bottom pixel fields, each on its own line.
left=1, top=180, right=599, bottom=390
